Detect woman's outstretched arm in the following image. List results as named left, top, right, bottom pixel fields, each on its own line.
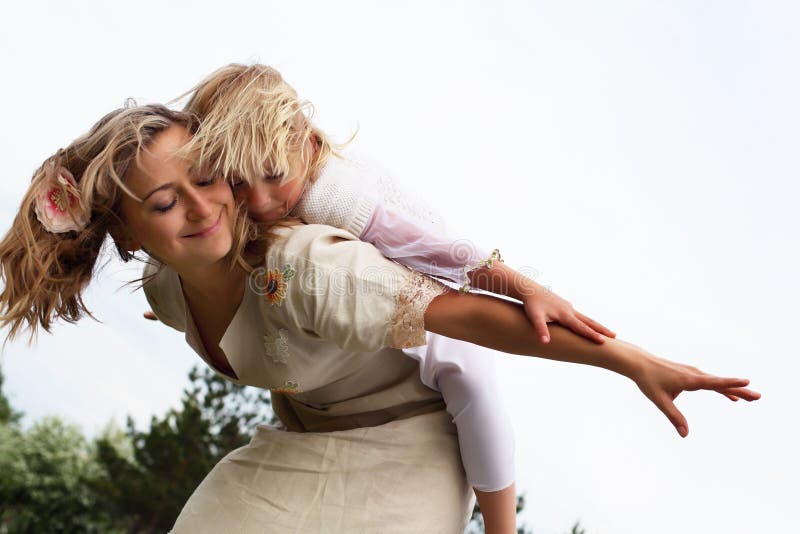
left=424, top=289, right=760, bottom=437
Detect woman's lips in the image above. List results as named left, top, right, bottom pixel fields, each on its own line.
left=184, top=212, right=222, bottom=238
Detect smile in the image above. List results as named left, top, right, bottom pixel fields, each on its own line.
left=183, top=211, right=223, bottom=238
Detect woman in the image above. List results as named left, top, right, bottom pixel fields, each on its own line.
left=0, top=104, right=759, bottom=533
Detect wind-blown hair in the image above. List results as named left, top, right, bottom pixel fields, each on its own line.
left=179, top=63, right=348, bottom=187
left=0, top=103, right=254, bottom=343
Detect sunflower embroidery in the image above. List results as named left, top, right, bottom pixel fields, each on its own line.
left=271, top=380, right=300, bottom=395
left=264, top=327, right=290, bottom=364
left=260, top=264, right=296, bottom=306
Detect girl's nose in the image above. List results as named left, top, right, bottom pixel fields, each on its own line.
left=247, top=183, right=272, bottom=212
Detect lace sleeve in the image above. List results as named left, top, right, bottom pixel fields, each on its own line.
left=391, top=270, right=449, bottom=348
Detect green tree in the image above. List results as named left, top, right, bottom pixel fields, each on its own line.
left=0, top=368, right=21, bottom=425
left=1, top=363, right=584, bottom=533
left=0, top=416, right=125, bottom=533
left=90, top=366, right=275, bottom=532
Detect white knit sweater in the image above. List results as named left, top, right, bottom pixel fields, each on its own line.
left=294, top=151, right=445, bottom=237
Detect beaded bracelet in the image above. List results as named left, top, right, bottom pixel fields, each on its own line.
left=458, top=248, right=503, bottom=294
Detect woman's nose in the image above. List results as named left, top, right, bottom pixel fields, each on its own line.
left=185, top=189, right=214, bottom=220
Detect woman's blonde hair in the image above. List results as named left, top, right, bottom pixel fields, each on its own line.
left=0, top=103, right=254, bottom=342
left=179, top=63, right=348, bottom=187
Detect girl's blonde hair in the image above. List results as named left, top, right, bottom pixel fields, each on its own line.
left=179, top=63, right=347, bottom=187
left=0, top=103, right=254, bottom=342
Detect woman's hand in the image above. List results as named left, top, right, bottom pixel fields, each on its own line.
left=625, top=342, right=761, bottom=437
left=521, top=281, right=616, bottom=345
left=425, top=293, right=760, bottom=438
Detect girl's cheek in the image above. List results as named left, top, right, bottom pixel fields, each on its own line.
left=233, top=189, right=247, bottom=205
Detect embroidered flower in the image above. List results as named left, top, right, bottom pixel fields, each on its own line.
left=271, top=380, right=300, bottom=395
left=260, top=264, right=296, bottom=306
left=264, top=328, right=290, bottom=364
left=34, top=165, right=90, bottom=234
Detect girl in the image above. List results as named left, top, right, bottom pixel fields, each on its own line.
left=0, top=105, right=758, bottom=533
left=152, top=63, right=618, bottom=528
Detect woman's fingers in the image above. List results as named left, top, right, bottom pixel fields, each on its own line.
left=718, top=387, right=761, bottom=401
left=655, top=392, right=689, bottom=437
left=690, top=375, right=750, bottom=392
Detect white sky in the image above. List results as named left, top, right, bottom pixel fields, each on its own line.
left=1, top=1, right=797, bottom=533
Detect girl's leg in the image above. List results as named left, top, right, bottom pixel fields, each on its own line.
left=474, top=483, right=517, bottom=534
left=430, top=337, right=517, bottom=534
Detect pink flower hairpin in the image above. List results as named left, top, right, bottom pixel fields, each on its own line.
left=34, top=165, right=90, bottom=233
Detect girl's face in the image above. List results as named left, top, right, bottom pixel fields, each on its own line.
left=231, top=134, right=315, bottom=223
left=117, top=124, right=236, bottom=273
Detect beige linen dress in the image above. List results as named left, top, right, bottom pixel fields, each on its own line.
left=144, top=223, right=476, bottom=533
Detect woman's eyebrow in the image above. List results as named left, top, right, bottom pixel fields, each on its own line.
left=142, top=182, right=175, bottom=201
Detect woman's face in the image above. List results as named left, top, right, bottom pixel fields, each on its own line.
left=117, top=124, right=236, bottom=273
left=231, top=134, right=315, bottom=223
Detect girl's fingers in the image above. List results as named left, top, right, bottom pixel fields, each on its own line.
left=533, top=314, right=551, bottom=344
left=722, top=392, right=740, bottom=402
left=564, top=315, right=606, bottom=344
left=575, top=311, right=616, bottom=338
left=536, top=317, right=550, bottom=343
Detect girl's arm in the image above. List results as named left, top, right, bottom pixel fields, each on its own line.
left=300, top=154, right=615, bottom=346
left=423, top=289, right=760, bottom=437
left=364, top=203, right=615, bottom=344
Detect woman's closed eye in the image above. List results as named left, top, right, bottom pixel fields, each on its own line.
left=154, top=197, right=178, bottom=213
left=153, top=177, right=220, bottom=213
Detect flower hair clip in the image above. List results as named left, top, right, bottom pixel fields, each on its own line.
left=34, top=164, right=90, bottom=234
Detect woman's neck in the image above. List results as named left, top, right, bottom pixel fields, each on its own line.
left=178, top=259, right=246, bottom=307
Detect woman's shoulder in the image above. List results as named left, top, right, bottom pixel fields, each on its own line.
left=265, top=222, right=403, bottom=275
left=269, top=223, right=359, bottom=253
left=142, top=261, right=186, bottom=332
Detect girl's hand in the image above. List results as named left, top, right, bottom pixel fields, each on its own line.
left=522, top=282, right=616, bottom=345
left=627, top=344, right=761, bottom=437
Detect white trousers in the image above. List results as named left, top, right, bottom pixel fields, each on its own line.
left=403, top=332, right=517, bottom=492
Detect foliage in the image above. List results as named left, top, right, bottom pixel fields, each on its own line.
left=0, top=417, right=124, bottom=533
left=0, top=365, right=273, bottom=533
left=0, top=369, right=21, bottom=425
left=89, top=366, right=275, bottom=531
left=0, top=363, right=588, bottom=533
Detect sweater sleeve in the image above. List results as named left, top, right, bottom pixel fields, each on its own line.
left=293, top=154, right=378, bottom=238
left=360, top=202, right=492, bottom=287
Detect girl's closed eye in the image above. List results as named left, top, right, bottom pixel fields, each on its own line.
left=196, top=176, right=218, bottom=187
